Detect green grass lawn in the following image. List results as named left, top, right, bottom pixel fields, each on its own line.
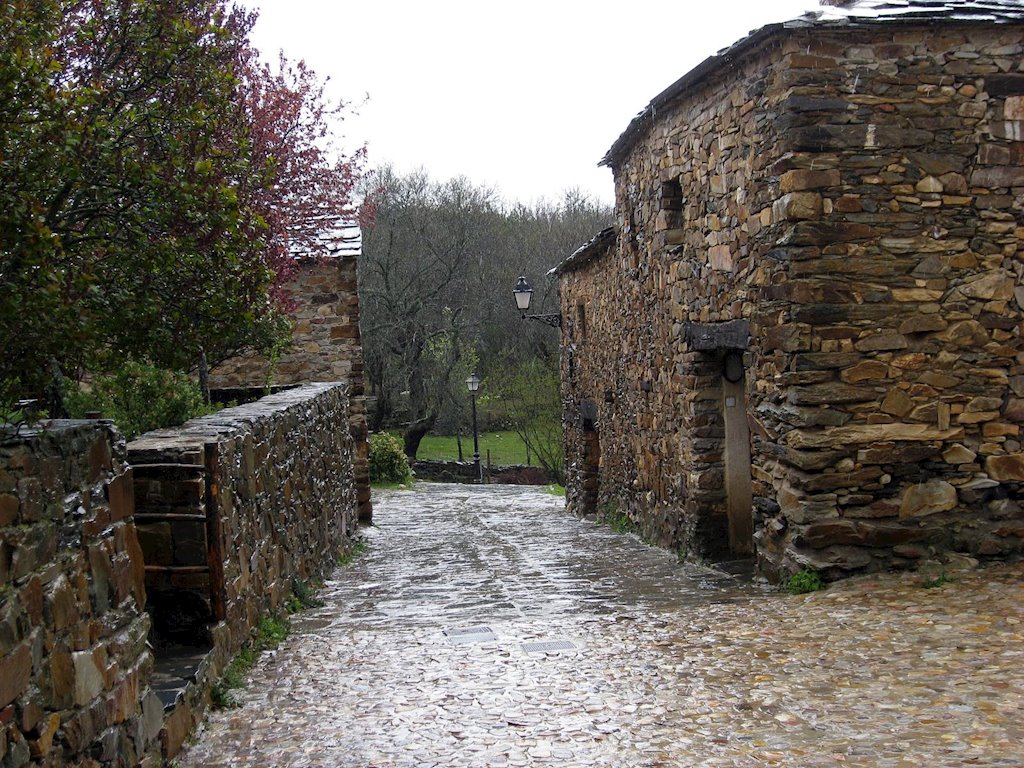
left=413, top=431, right=534, bottom=466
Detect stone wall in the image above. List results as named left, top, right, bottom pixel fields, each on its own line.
left=0, top=383, right=358, bottom=765
left=411, top=460, right=555, bottom=485
left=127, top=382, right=357, bottom=757
left=209, top=256, right=372, bottom=524
left=1, top=422, right=162, bottom=767
left=560, top=21, right=1024, bottom=580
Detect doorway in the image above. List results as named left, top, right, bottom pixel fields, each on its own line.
left=579, top=400, right=600, bottom=516
left=721, top=351, right=753, bottom=556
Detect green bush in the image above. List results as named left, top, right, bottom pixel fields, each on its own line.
left=786, top=567, right=826, bottom=595
left=65, top=359, right=217, bottom=439
left=368, top=432, right=412, bottom=485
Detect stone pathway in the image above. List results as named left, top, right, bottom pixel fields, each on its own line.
left=177, top=483, right=1024, bottom=767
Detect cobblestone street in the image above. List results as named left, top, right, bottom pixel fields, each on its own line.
left=178, top=483, right=1024, bottom=768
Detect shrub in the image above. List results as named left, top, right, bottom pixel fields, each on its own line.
left=64, top=359, right=217, bottom=439
left=786, top=567, right=826, bottom=595
left=368, top=432, right=412, bottom=485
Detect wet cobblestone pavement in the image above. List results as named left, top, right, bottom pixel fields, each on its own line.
left=178, top=483, right=1024, bottom=767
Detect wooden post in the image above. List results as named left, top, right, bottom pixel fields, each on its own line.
left=203, top=442, right=226, bottom=622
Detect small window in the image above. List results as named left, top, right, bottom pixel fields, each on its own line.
left=576, top=303, right=587, bottom=338
left=658, top=177, right=683, bottom=231
left=660, top=178, right=683, bottom=212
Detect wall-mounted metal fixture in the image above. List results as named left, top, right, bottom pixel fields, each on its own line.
left=513, top=276, right=561, bottom=327
left=723, top=351, right=745, bottom=383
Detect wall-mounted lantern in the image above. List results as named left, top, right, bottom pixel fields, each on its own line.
left=513, top=276, right=561, bottom=328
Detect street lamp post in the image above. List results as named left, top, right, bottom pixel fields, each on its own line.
left=513, top=276, right=561, bottom=327
left=466, top=373, right=482, bottom=482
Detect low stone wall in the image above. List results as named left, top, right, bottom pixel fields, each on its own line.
left=1, top=422, right=162, bottom=767
left=0, top=383, right=358, bottom=765
left=412, top=460, right=554, bottom=485
left=127, top=382, right=357, bottom=757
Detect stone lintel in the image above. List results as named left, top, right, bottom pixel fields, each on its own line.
left=683, top=320, right=750, bottom=351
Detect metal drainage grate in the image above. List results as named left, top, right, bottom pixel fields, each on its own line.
left=444, top=626, right=497, bottom=644
left=521, top=640, right=577, bottom=653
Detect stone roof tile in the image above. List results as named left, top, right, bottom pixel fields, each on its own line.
left=601, top=0, right=1024, bottom=167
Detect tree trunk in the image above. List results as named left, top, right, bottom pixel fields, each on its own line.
left=403, top=414, right=436, bottom=459
left=198, top=350, right=210, bottom=405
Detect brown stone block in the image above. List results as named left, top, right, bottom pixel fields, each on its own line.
left=857, top=522, right=935, bottom=547
left=106, top=469, right=134, bottom=523
left=785, top=53, right=837, bottom=69
left=803, top=467, right=884, bottom=493
left=958, top=411, right=1000, bottom=425
left=799, top=519, right=862, bottom=548
left=935, top=320, right=989, bottom=347
left=795, top=352, right=862, bottom=370
left=971, top=165, right=1024, bottom=189
left=0, top=643, right=31, bottom=707
left=29, top=712, right=60, bottom=758
left=909, top=402, right=939, bottom=423
left=844, top=498, right=901, bottom=519
left=855, top=333, right=908, bottom=353
left=784, top=448, right=847, bottom=472
left=983, top=422, right=1019, bottom=438
left=881, top=389, right=913, bottom=418
left=959, top=270, right=1015, bottom=301
left=161, top=700, right=193, bottom=759
left=764, top=323, right=812, bottom=352
left=841, top=361, right=889, bottom=383
left=788, top=383, right=877, bottom=406
left=780, top=168, right=841, bottom=193
left=917, top=371, right=961, bottom=389
left=0, top=493, right=18, bottom=526
left=898, top=315, right=948, bottom=334
left=788, top=424, right=962, bottom=450
left=900, top=479, right=957, bottom=518
left=792, top=304, right=907, bottom=324
left=780, top=221, right=880, bottom=246
left=773, top=192, right=823, bottom=221
left=986, top=453, right=1024, bottom=481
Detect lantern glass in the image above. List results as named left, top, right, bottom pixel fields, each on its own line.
left=465, top=373, right=481, bottom=393
left=513, top=276, right=533, bottom=312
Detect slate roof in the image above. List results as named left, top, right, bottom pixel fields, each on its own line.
left=549, top=226, right=616, bottom=276
left=290, top=221, right=361, bottom=259
left=600, top=0, right=1024, bottom=168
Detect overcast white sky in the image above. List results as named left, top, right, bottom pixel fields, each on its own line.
left=243, top=0, right=816, bottom=206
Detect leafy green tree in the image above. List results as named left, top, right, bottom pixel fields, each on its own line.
left=0, top=0, right=364, bottom=413
left=492, top=356, right=565, bottom=483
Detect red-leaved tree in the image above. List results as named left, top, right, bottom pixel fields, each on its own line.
left=235, top=44, right=368, bottom=310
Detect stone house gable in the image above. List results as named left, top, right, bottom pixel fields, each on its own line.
left=555, top=0, right=1024, bottom=580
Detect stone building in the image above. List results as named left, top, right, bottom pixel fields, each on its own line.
left=210, top=224, right=372, bottom=522
left=554, top=0, right=1024, bottom=580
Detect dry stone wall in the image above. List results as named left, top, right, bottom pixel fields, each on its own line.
left=0, top=384, right=358, bottom=765
left=127, top=383, right=357, bottom=756
left=561, top=21, right=1024, bottom=580
left=0, top=423, right=162, bottom=768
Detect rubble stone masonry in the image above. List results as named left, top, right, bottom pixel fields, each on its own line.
left=0, top=383, right=357, bottom=765
left=0, top=422, right=160, bottom=767
left=560, top=21, right=1024, bottom=580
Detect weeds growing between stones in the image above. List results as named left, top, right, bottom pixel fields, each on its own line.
left=786, top=567, right=826, bottom=595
